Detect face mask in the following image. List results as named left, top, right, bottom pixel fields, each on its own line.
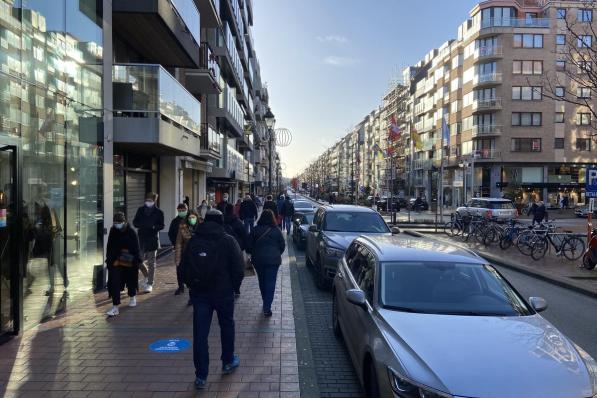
left=114, top=223, right=125, bottom=230
left=178, top=211, right=187, bottom=218
left=223, top=196, right=229, bottom=202
left=188, top=217, right=198, bottom=226
left=145, top=201, right=155, bottom=207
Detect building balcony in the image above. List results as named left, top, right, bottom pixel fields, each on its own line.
left=209, top=84, right=245, bottom=138
left=113, top=0, right=200, bottom=68
left=413, top=159, right=433, bottom=170
left=473, top=72, right=502, bottom=87
left=207, top=24, right=245, bottom=98
left=210, top=145, right=249, bottom=181
left=471, top=124, right=503, bottom=137
left=474, top=45, right=503, bottom=60
left=474, top=149, right=501, bottom=160
left=194, top=0, right=220, bottom=28
left=184, top=43, right=222, bottom=95
left=481, top=17, right=550, bottom=30
left=472, top=98, right=502, bottom=111
left=199, top=123, right=222, bottom=160
left=112, top=64, right=201, bottom=156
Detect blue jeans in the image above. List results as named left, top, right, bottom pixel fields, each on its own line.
left=284, top=216, right=292, bottom=234
left=243, top=218, right=255, bottom=234
left=191, top=294, right=235, bottom=379
left=254, top=263, right=280, bottom=312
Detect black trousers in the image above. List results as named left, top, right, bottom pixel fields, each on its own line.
left=108, top=266, right=138, bottom=305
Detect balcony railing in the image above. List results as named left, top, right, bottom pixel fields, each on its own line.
left=473, top=72, right=502, bottom=85
left=474, top=45, right=503, bottom=59
left=220, top=83, right=245, bottom=129
left=472, top=97, right=502, bottom=110
left=200, top=123, right=222, bottom=154
left=200, top=42, right=221, bottom=82
left=474, top=149, right=501, bottom=159
left=481, top=17, right=550, bottom=29
left=113, top=64, right=201, bottom=134
left=171, top=0, right=200, bottom=44
left=472, top=125, right=503, bottom=136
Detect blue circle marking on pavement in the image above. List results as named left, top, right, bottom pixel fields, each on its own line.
left=149, top=338, right=190, bottom=353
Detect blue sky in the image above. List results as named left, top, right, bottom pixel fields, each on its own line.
left=252, top=0, right=480, bottom=177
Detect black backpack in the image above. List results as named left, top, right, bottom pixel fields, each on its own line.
left=181, top=235, right=225, bottom=290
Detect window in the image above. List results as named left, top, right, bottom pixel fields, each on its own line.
left=578, top=35, right=592, bottom=48
left=578, top=9, right=593, bottom=22
left=512, top=112, right=542, bottom=126
left=512, top=60, right=542, bottom=74
left=578, top=87, right=591, bottom=99
left=514, top=34, right=543, bottom=48
left=556, top=34, right=566, bottom=45
left=579, top=61, right=593, bottom=73
left=577, top=112, right=591, bottom=125
left=577, top=138, right=591, bottom=151
left=511, top=138, right=542, bottom=152
left=555, top=87, right=565, bottom=97
left=555, top=112, right=565, bottom=123
left=556, top=8, right=566, bottom=19
left=556, top=60, right=566, bottom=70
left=512, top=86, right=542, bottom=100
left=555, top=138, right=565, bottom=149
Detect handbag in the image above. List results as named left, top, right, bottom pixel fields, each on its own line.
left=114, top=248, right=135, bottom=267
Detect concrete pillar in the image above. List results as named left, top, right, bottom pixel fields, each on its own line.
left=198, top=171, right=207, bottom=202
left=490, top=165, right=501, bottom=198
left=102, top=0, right=113, bottom=268
left=159, top=156, right=180, bottom=222
left=543, top=165, right=549, bottom=202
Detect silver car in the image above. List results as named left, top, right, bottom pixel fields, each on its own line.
left=332, top=235, right=597, bottom=398
left=457, top=198, right=518, bottom=221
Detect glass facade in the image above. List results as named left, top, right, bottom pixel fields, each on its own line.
left=0, top=0, right=103, bottom=331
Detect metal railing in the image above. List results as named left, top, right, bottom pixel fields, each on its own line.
left=472, top=125, right=503, bottom=136
left=472, top=97, right=502, bottom=110
left=200, top=43, right=221, bottom=82
left=474, top=45, right=503, bottom=59
left=473, top=72, right=502, bottom=85
left=481, top=17, right=550, bottom=29
left=200, top=123, right=222, bottom=154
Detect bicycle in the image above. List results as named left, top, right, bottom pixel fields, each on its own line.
left=516, top=222, right=556, bottom=257
left=499, top=219, right=524, bottom=250
left=530, top=230, right=585, bottom=261
left=444, top=212, right=467, bottom=237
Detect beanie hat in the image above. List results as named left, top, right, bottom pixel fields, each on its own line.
left=204, top=209, right=224, bottom=225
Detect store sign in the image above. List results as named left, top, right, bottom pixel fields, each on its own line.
left=586, top=168, right=597, bottom=198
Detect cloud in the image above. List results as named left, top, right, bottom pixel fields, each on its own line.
left=317, top=35, right=348, bottom=44
left=324, top=56, right=360, bottom=67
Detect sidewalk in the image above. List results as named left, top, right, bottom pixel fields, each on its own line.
left=0, top=250, right=299, bottom=398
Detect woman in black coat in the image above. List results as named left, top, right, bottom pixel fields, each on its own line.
left=248, top=209, right=285, bottom=317
left=105, top=212, right=142, bottom=317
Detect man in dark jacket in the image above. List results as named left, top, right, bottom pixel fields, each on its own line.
left=216, top=193, right=230, bottom=214
left=263, top=195, right=278, bottom=218
left=181, top=210, right=244, bottom=390
left=281, top=197, right=295, bottom=234
left=133, top=192, right=165, bottom=293
left=224, top=204, right=248, bottom=298
left=239, top=193, right=258, bottom=233
left=528, top=200, right=547, bottom=225
left=168, top=203, right=188, bottom=246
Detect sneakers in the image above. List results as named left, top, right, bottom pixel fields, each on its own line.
left=106, top=306, right=119, bottom=317
left=144, top=284, right=153, bottom=293
left=194, top=377, right=206, bottom=390
left=222, top=354, right=240, bottom=375
left=128, top=296, right=137, bottom=307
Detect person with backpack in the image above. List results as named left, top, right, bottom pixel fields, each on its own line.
left=105, top=212, right=142, bottom=317
left=239, top=193, right=258, bottom=234
left=248, top=209, right=286, bottom=317
left=174, top=210, right=199, bottom=297
left=133, top=192, right=165, bottom=293
left=224, top=203, right=248, bottom=298
left=180, top=209, right=244, bottom=390
left=281, top=197, right=295, bottom=234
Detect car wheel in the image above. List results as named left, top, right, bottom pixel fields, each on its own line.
left=332, top=292, right=342, bottom=339
left=366, top=362, right=381, bottom=398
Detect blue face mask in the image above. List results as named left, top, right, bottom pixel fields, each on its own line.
left=114, top=223, right=125, bottom=230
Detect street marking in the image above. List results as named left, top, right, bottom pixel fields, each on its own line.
left=148, top=338, right=190, bottom=353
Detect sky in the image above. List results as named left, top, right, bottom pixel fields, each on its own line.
left=252, top=0, right=480, bottom=178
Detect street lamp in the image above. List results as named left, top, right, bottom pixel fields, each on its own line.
left=264, top=107, right=276, bottom=195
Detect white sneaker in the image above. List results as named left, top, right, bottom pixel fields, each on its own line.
left=106, top=306, right=119, bottom=317
left=128, top=296, right=137, bottom=307
left=144, top=284, right=153, bottom=293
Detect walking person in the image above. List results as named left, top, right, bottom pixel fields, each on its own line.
left=133, top=192, right=165, bottom=293
left=276, top=195, right=285, bottom=228
left=216, top=193, right=229, bottom=214
left=197, top=200, right=208, bottom=221
left=224, top=204, right=248, bottom=298
left=281, top=196, right=295, bottom=234
left=168, top=203, right=188, bottom=246
left=528, top=200, right=546, bottom=226
left=263, top=195, right=278, bottom=218
left=180, top=210, right=244, bottom=390
left=239, top=193, right=258, bottom=234
left=174, top=210, right=200, bottom=297
left=105, top=212, right=142, bottom=317
left=248, top=210, right=286, bottom=317
left=233, top=198, right=242, bottom=218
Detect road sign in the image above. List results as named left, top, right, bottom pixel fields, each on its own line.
left=586, top=167, right=597, bottom=198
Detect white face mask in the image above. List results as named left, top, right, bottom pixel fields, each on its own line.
left=114, top=223, right=125, bottom=230
left=145, top=201, right=155, bottom=207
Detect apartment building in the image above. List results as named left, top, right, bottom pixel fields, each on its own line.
left=0, top=0, right=276, bottom=338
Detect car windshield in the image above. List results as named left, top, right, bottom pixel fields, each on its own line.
left=324, top=212, right=389, bottom=233
left=488, top=201, right=514, bottom=209
left=294, top=201, right=312, bottom=209
left=380, top=262, right=532, bottom=316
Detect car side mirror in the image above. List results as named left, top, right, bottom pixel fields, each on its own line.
left=346, top=289, right=367, bottom=309
left=529, top=297, right=547, bottom=313
left=391, top=227, right=400, bottom=235
left=308, top=225, right=318, bottom=232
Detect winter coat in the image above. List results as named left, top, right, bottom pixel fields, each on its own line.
left=276, top=199, right=285, bottom=215
left=225, top=215, right=248, bottom=251
left=133, top=205, right=165, bottom=252
left=106, top=225, right=142, bottom=269
left=168, top=216, right=185, bottom=245
left=248, top=224, right=286, bottom=266
left=282, top=201, right=295, bottom=217
left=216, top=201, right=228, bottom=215
left=263, top=200, right=279, bottom=217
left=181, top=221, right=244, bottom=297
left=175, top=222, right=197, bottom=265
left=239, top=199, right=258, bottom=220
left=233, top=203, right=241, bottom=217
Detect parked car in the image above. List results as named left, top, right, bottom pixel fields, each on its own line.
left=408, top=197, right=429, bottom=211
left=305, top=205, right=398, bottom=289
left=456, top=198, right=517, bottom=221
left=292, top=211, right=315, bottom=249
left=376, top=197, right=407, bottom=212
left=292, top=199, right=317, bottom=214
left=332, top=234, right=597, bottom=398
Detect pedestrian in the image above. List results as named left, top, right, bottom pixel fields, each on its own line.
left=197, top=200, right=209, bottom=221
left=168, top=203, right=188, bottom=246
left=180, top=209, right=244, bottom=390
left=224, top=203, right=248, bottom=298
left=263, top=195, right=278, bottom=218
left=105, top=212, right=142, bottom=317
left=563, top=196, right=569, bottom=210
left=239, top=193, right=258, bottom=233
left=233, top=198, right=242, bottom=218
left=133, top=192, right=165, bottom=293
left=414, top=196, right=423, bottom=213
left=276, top=195, right=285, bottom=227
left=175, top=210, right=199, bottom=297
left=247, top=209, right=286, bottom=317
left=216, top=193, right=229, bottom=214
left=281, top=196, right=295, bottom=234
left=184, top=196, right=190, bottom=208
left=528, top=200, right=546, bottom=225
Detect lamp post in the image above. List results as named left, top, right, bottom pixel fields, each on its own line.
left=264, top=107, right=276, bottom=195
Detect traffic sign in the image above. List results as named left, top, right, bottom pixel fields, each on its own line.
left=586, top=167, right=597, bottom=197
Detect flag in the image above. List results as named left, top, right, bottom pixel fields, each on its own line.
left=442, top=114, right=450, bottom=147
left=412, top=127, right=423, bottom=150
left=386, top=146, right=395, bottom=157
left=388, top=115, right=401, bottom=141
left=372, top=143, right=384, bottom=160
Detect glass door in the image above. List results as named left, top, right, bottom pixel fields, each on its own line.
left=0, top=145, right=16, bottom=336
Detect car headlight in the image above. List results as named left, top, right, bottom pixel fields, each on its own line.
left=325, top=246, right=344, bottom=257
left=574, top=344, right=597, bottom=397
left=387, top=367, right=452, bottom=398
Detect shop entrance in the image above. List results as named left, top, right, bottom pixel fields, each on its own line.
left=0, top=145, right=17, bottom=338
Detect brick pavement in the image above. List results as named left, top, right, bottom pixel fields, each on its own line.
left=0, top=249, right=299, bottom=398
